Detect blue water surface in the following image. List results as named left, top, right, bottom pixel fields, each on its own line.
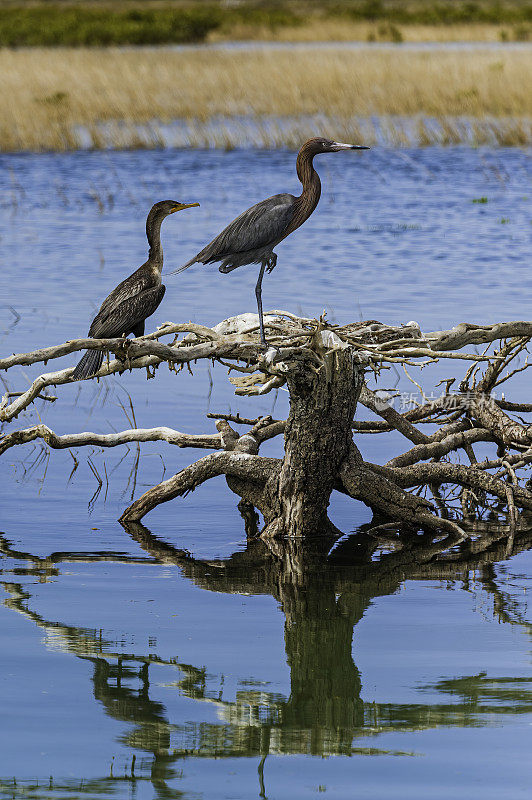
left=0, top=146, right=531, bottom=799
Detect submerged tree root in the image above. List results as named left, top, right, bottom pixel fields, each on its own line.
left=3, top=311, right=532, bottom=551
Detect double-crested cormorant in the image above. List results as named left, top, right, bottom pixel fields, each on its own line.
left=73, top=199, right=199, bottom=380
left=173, top=137, right=369, bottom=344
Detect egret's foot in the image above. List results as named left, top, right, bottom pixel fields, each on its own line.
left=256, top=334, right=271, bottom=349
left=266, top=255, right=277, bottom=274
left=258, top=342, right=282, bottom=366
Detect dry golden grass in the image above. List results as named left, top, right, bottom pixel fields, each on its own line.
left=1, top=46, right=531, bottom=150
left=208, top=21, right=516, bottom=43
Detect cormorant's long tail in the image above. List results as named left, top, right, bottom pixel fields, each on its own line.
left=72, top=349, right=104, bottom=380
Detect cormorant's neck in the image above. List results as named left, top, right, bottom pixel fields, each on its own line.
left=146, top=213, right=164, bottom=267
left=296, top=143, right=322, bottom=206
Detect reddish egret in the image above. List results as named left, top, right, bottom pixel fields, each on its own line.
left=173, top=137, right=369, bottom=344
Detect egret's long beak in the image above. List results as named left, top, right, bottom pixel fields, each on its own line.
left=171, top=202, right=200, bottom=212
left=331, top=142, right=370, bottom=151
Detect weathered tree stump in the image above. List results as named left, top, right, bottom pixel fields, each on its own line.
left=4, top=311, right=532, bottom=550
left=275, top=346, right=361, bottom=536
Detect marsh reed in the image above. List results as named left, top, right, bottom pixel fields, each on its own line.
left=1, top=46, right=531, bottom=151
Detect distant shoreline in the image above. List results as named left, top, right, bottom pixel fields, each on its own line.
left=2, top=44, right=531, bottom=151
left=64, top=40, right=532, bottom=52
left=1, top=1, right=532, bottom=48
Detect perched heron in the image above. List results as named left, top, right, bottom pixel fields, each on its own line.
left=173, top=137, right=369, bottom=344
left=72, top=199, right=199, bottom=380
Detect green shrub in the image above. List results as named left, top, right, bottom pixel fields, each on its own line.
left=329, top=0, right=532, bottom=26
left=2, top=1, right=532, bottom=48
left=0, top=6, right=222, bottom=48
left=225, top=3, right=301, bottom=29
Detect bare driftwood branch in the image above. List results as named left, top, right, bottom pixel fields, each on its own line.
left=339, top=445, right=466, bottom=541
left=374, top=461, right=532, bottom=511
left=119, top=452, right=280, bottom=523
left=0, top=424, right=222, bottom=456
left=4, top=314, right=531, bottom=422
left=428, top=321, right=532, bottom=351
left=359, top=385, right=429, bottom=445
left=4, top=311, right=532, bottom=544
left=385, top=427, right=495, bottom=468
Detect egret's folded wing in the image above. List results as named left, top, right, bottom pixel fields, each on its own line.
left=196, top=193, right=296, bottom=265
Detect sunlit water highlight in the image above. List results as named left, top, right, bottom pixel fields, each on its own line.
left=0, top=146, right=531, bottom=799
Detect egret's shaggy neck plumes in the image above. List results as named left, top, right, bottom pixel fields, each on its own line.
left=288, top=139, right=324, bottom=236
left=296, top=140, right=322, bottom=202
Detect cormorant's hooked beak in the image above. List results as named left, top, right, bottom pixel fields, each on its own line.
left=171, top=202, right=200, bottom=213
left=330, top=142, right=370, bottom=151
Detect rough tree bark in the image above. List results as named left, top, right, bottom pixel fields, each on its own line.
left=263, top=346, right=362, bottom=537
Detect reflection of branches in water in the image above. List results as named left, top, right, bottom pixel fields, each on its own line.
left=424, top=671, right=532, bottom=714
left=0, top=773, right=177, bottom=800
left=87, top=454, right=104, bottom=513
left=1, top=523, right=531, bottom=785
left=66, top=449, right=79, bottom=485
left=10, top=440, right=51, bottom=485
left=2, top=373, right=167, bottom=510
left=0, top=547, right=184, bottom=798
left=480, top=562, right=531, bottom=631
left=0, top=305, right=21, bottom=348
left=123, top=442, right=141, bottom=502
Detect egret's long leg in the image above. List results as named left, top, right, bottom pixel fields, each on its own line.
left=255, top=260, right=267, bottom=346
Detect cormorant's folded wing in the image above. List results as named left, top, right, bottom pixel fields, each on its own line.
left=93, top=266, right=154, bottom=326
left=90, top=284, right=165, bottom=338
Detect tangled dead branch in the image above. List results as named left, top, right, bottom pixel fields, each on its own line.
left=3, top=310, right=532, bottom=548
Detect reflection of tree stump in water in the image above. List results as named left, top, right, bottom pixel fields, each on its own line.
left=282, top=578, right=364, bottom=747
left=1, top=526, right=531, bottom=775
